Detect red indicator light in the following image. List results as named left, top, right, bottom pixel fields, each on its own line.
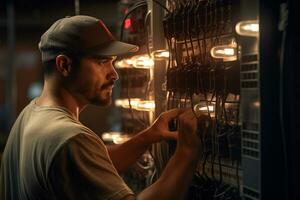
left=124, top=18, right=132, bottom=29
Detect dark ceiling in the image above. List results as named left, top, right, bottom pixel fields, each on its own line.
left=1, top=0, right=120, bottom=13
left=0, top=0, right=124, bottom=46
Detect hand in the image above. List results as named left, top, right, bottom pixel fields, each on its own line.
left=176, top=109, right=208, bottom=154
left=145, top=108, right=187, bottom=143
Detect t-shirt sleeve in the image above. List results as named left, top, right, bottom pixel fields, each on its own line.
left=47, top=133, right=134, bottom=200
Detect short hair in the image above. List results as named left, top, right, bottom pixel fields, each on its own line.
left=42, top=59, right=56, bottom=76
left=42, top=54, right=82, bottom=77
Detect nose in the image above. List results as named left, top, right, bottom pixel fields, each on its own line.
left=108, top=63, right=119, bottom=81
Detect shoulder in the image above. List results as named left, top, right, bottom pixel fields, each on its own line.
left=46, top=133, right=134, bottom=200
left=29, top=109, right=103, bottom=173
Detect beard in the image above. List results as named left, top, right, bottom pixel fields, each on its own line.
left=88, top=82, right=114, bottom=106
left=89, top=91, right=112, bottom=106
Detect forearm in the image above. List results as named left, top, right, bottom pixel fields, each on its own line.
left=137, top=148, right=200, bottom=200
left=107, top=129, right=152, bottom=173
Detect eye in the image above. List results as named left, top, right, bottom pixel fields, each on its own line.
left=100, top=59, right=110, bottom=64
left=97, top=59, right=110, bottom=65
left=94, top=56, right=116, bottom=65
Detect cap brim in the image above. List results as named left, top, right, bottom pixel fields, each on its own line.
left=87, top=40, right=139, bottom=56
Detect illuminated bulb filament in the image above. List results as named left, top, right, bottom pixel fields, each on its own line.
left=115, top=98, right=140, bottom=109
left=113, top=135, right=131, bottom=144
left=114, top=59, right=134, bottom=68
left=137, top=101, right=155, bottom=111
left=193, top=103, right=215, bottom=117
left=102, top=132, right=121, bottom=142
left=198, top=106, right=214, bottom=112
left=235, top=20, right=259, bottom=37
left=210, top=45, right=237, bottom=62
left=115, top=98, right=155, bottom=112
left=152, top=50, right=170, bottom=60
left=132, top=55, right=154, bottom=69
left=102, top=132, right=131, bottom=144
left=114, top=54, right=154, bottom=69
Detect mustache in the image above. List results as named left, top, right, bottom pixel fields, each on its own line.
left=101, top=81, right=115, bottom=89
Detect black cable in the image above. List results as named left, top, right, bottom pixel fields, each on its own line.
left=218, top=155, right=223, bottom=183
left=124, top=70, right=135, bottom=123
left=183, top=7, right=191, bottom=63
left=202, top=151, right=210, bottom=179
left=152, top=0, right=171, bottom=13
left=187, top=3, right=195, bottom=59
left=236, top=160, right=240, bottom=192
left=278, top=3, right=289, bottom=199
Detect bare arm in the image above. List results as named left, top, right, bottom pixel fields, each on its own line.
left=120, top=149, right=198, bottom=200
left=107, top=109, right=184, bottom=173
left=106, top=129, right=151, bottom=173
left=137, top=148, right=199, bottom=200
left=121, top=109, right=205, bottom=200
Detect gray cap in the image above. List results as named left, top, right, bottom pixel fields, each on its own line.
left=39, top=15, right=139, bottom=62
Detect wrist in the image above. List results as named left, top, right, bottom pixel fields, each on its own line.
left=137, top=128, right=155, bottom=147
left=142, top=126, right=163, bottom=144
left=175, top=146, right=201, bottom=159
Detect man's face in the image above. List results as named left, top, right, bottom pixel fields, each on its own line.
left=70, top=55, right=119, bottom=106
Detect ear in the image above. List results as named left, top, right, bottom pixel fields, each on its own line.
left=55, top=55, right=72, bottom=77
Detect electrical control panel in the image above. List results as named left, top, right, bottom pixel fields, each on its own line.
left=115, top=0, right=262, bottom=199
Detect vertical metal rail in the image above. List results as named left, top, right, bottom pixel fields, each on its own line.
left=147, top=0, right=167, bottom=118
left=147, top=0, right=168, bottom=179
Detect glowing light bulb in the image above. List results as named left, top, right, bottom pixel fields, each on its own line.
left=198, top=105, right=214, bottom=112
left=114, top=59, right=134, bottom=68
left=136, top=100, right=155, bottom=111
left=151, top=50, right=170, bottom=60
left=235, top=20, right=259, bottom=37
left=102, top=132, right=131, bottom=144
left=115, top=98, right=155, bottom=112
left=253, top=101, right=260, bottom=107
left=210, top=42, right=237, bottom=62
left=113, top=134, right=131, bottom=144
left=115, top=98, right=141, bottom=109
left=132, top=54, right=154, bottom=69
left=114, top=54, right=154, bottom=69
left=193, top=103, right=215, bottom=117
left=102, top=132, right=121, bottom=142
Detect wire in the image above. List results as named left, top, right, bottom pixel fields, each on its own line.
left=183, top=6, right=191, bottom=63
left=279, top=3, right=289, bottom=199
left=124, top=70, right=147, bottom=128
left=152, top=0, right=171, bottom=13
left=235, top=160, right=240, bottom=192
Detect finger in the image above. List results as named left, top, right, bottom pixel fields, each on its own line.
left=179, top=109, right=196, bottom=120
left=178, top=110, right=198, bottom=130
left=163, top=131, right=178, bottom=140
left=161, top=108, right=189, bottom=121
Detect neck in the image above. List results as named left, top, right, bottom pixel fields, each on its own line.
left=36, top=77, right=86, bottom=120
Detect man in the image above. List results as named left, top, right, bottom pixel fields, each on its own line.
left=0, top=15, right=205, bottom=200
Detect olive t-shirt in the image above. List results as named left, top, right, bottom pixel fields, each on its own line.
left=0, top=99, right=133, bottom=200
